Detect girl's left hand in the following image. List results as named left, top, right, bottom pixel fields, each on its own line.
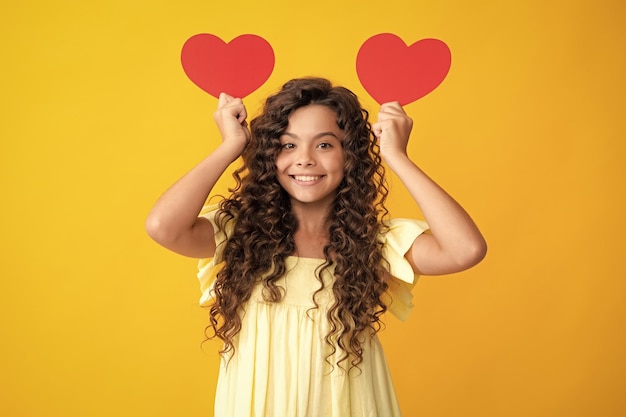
left=372, top=101, right=413, bottom=164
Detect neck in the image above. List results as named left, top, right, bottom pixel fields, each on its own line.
left=290, top=203, right=332, bottom=259
left=291, top=202, right=331, bottom=233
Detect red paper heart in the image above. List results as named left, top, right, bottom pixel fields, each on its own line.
left=181, top=34, right=275, bottom=98
left=356, top=34, right=451, bottom=105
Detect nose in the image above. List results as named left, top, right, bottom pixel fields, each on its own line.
left=296, top=148, right=315, bottom=167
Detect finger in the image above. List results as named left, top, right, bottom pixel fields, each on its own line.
left=241, top=120, right=251, bottom=140
left=217, top=92, right=234, bottom=108
left=372, top=121, right=383, bottom=138
left=236, top=103, right=248, bottom=124
left=219, top=96, right=246, bottom=122
left=379, top=101, right=405, bottom=115
left=377, top=110, right=399, bottom=123
left=377, top=110, right=390, bottom=122
left=380, top=101, right=402, bottom=109
left=217, top=93, right=227, bottom=108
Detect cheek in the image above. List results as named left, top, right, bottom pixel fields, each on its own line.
left=336, top=153, right=347, bottom=173
left=274, top=154, right=287, bottom=172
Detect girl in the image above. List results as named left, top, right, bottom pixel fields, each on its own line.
left=146, top=77, right=486, bottom=416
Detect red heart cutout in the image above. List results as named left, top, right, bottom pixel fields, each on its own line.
left=356, top=34, right=451, bottom=105
left=181, top=34, right=275, bottom=98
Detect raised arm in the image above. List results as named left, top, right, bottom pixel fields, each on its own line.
left=145, top=93, right=249, bottom=258
left=373, top=102, right=487, bottom=275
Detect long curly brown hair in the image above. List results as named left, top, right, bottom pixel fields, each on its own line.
left=206, top=77, right=390, bottom=369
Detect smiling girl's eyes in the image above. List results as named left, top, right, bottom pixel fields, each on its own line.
left=280, top=142, right=334, bottom=150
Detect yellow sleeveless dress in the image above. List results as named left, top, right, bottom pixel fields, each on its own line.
left=197, top=205, right=428, bottom=417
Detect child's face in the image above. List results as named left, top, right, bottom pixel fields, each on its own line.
left=275, top=104, right=345, bottom=210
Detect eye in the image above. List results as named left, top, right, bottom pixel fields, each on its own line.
left=317, top=142, right=332, bottom=149
left=281, top=143, right=295, bottom=150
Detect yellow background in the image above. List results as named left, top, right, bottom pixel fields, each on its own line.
left=1, top=0, right=625, bottom=416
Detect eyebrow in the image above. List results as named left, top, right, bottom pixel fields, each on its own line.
left=281, top=132, right=341, bottom=140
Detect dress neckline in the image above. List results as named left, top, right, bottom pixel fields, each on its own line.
left=286, top=255, right=326, bottom=262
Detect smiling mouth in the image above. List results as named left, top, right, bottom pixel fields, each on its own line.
left=292, top=175, right=322, bottom=182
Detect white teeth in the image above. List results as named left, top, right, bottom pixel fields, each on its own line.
left=293, top=175, right=320, bottom=182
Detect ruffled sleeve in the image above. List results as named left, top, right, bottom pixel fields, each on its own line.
left=196, top=204, right=232, bottom=308
left=380, top=218, right=429, bottom=321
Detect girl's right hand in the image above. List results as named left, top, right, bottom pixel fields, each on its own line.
left=213, top=92, right=250, bottom=159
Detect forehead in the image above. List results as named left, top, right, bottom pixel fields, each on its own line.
left=284, top=105, right=341, bottom=135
